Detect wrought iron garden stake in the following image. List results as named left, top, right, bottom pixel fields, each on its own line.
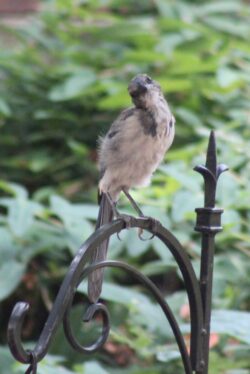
left=6, top=131, right=227, bottom=374
left=194, top=131, right=228, bottom=374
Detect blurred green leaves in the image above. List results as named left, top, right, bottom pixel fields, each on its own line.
left=0, top=261, right=26, bottom=301
left=0, top=0, right=249, bottom=193
left=48, top=69, right=97, bottom=102
left=0, top=0, right=249, bottom=373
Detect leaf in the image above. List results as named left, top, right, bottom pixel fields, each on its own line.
left=169, top=52, right=217, bottom=75
left=195, top=1, right=244, bottom=17
left=154, top=0, right=176, bottom=17
left=203, top=16, right=250, bottom=38
left=18, top=221, right=66, bottom=262
left=217, top=67, right=243, bottom=88
left=222, top=209, right=241, bottom=233
left=50, top=195, right=94, bottom=254
left=64, top=218, right=93, bottom=255
left=0, top=227, right=22, bottom=262
left=172, top=190, right=200, bottom=222
left=0, top=98, right=11, bottom=117
left=98, top=90, right=131, bottom=110
left=1, top=197, right=43, bottom=236
left=0, top=261, right=26, bottom=301
left=4, top=183, right=28, bottom=199
left=216, top=172, right=239, bottom=207
left=79, top=361, right=109, bottom=374
left=50, top=195, right=98, bottom=220
left=48, top=69, right=96, bottom=101
left=211, top=310, right=250, bottom=344
left=0, top=346, right=16, bottom=374
left=28, top=356, right=75, bottom=374
left=158, top=78, right=192, bottom=93
left=153, top=237, right=175, bottom=261
left=160, top=163, right=201, bottom=192
left=157, top=30, right=201, bottom=54
left=124, top=49, right=167, bottom=63
left=28, top=152, right=52, bottom=173
left=67, top=139, right=88, bottom=157
left=123, top=228, right=151, bottom=257
left=141, top=259, right=177, bottom=276
left=156, top=347, right=180, bottom=363
left=175, top=107, right=203, bottom=128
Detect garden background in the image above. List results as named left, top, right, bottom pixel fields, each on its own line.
left=0, top=0, right=250, bottom=373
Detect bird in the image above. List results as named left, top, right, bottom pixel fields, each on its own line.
left=88, top=74, right=175, bottom=303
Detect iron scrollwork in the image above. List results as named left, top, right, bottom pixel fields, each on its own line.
left=7, top=131, right=227, bottom=374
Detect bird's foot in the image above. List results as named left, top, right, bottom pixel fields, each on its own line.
left=115, top=213, right=133, bottom=241
left=115, top=213, right=133, bottom=228
left=106, top=191, right=157, bottom=241
left=138, top=216, right=157, bottom=241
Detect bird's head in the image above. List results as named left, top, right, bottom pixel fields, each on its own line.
left=128, top=74, right=163, bottom=109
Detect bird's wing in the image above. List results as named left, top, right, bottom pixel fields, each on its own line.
left=106, top=107, right=136, bottom=135
left=98, top=107, right=137, bottom=170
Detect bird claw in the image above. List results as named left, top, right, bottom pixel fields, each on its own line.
left=116, top=213, right=132, bottom=228
left=138, top=217, right=157, bottom=241
left=116, top=231, right=122, bottom=241
left=138, top=229, right=155, bottom=242
left=138, top=228, right=155, bottom=241
left=115, top=214, right=133, bottom=241
left=114, top=211, right=158, bottom=242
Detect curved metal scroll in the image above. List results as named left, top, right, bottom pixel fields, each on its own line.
left=8, top=217, right=203, bottom=373
left=66, top=260, right=193, bottom=373
left=64, top=301, right=110, bottom=354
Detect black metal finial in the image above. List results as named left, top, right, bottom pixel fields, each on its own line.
left=194, top=131, right=228, bottom=208
left=194, top=131, right=228, bottom=234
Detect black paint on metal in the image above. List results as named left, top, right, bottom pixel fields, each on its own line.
left=194, top=131, right=228, bottom=373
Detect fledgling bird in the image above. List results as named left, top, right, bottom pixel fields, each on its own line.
left=88, top=74, right=175, bottom=303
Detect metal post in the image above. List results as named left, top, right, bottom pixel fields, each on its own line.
left=194, top=131, right=228, bottom=373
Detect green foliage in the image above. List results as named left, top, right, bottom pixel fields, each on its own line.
left=0, top=0, right=250, bottom=373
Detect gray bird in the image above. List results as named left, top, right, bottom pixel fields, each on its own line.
left=88, top=74, right=175, bottom=303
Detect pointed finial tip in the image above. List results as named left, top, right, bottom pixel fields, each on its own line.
left=208, top=130, right=215, bottom=143
left=206, top=130, right=217, bottom=174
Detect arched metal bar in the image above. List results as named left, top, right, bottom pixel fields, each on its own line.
left=154, top=222, right=203, bottom=371
left=73, top=260, right=193, bottom=373
left=7, top=219, right=122, bottom=364
left=7, top=216, right=203, bottom=372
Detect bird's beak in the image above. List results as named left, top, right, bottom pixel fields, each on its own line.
left=128, top=77, right=147, bottom=98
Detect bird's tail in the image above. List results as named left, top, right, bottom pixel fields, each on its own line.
left=88, top=193, right=113, bottom=303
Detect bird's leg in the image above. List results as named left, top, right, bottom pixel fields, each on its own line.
left=106, top=192, right=132, bottom=229
left=121, top=188, right=156, bottom=240
left=122, top=188, right=144, bottom=217
left=105, top=192, right=119, bottom=217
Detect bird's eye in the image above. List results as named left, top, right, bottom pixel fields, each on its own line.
left=169, top=116, right=175, bottom=128
left=145, top=76, right=152, bottom=84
